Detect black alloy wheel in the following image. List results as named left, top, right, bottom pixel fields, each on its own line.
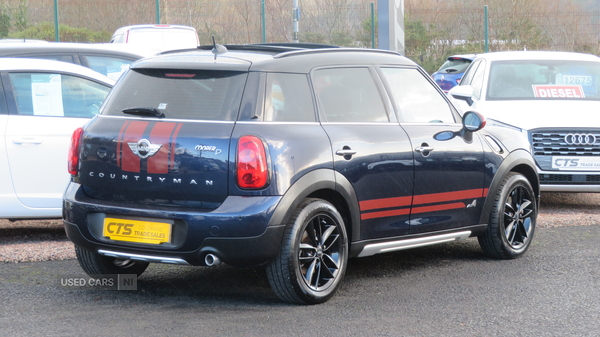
left=267, top=198, right=348, bottom=304
left=479, top=172, right=537, bottom=259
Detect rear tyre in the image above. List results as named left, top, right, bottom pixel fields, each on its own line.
left=478, top=172, right=537, bottom=259
left=266, top=198, right=348, bottom=304
left=75, top=246, right=149, bottom=277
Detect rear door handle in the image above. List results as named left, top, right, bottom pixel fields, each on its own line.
left=12, top=138, right=43, bottom=145
left=336, top=149, right=357, bottom=156
left=415, top=146, right=434, bottom=153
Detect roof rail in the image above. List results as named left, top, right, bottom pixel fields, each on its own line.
left=192, top=43, right=338, bottom=54
left=251, top=43, right=339, bottom=50
left=273, top=47, right=401, bottom=59
left=161, top=43, right=399, bottom=59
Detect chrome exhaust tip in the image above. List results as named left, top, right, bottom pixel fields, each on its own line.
left=204, top=253, right=221, bottom=266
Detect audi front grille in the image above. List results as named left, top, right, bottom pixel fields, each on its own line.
left=530, top=129, right=600, bottom=171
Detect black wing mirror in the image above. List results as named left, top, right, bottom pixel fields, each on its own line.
left=433, top=111, right=486, bottom=143
left=461, top=111, right=486, bottom=142
left=463, top=111, right=486, bottom=132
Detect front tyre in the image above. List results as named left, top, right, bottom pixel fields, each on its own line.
left=479, top=172, right=537, bottom=259
left=75, top=246, right=149, bottom=277
left=267, top=198, right=348, bottom=304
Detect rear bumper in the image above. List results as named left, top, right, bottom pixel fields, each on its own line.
left=63, top=182, right=286, bottom=267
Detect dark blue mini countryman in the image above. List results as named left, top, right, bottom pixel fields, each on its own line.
left=64, top=44, right=540, bottom=304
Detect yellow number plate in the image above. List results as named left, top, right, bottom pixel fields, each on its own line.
left=103, top=218, right=172, bottom=244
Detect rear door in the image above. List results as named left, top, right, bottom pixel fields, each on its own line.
left=380, top=67, right=487, bottom=233
left=2, top=70, right=112, bottom=209
left=314, top=67, right=414, bottom=240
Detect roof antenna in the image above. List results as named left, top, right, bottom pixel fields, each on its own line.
left=211, top=36, right=227, bottom=60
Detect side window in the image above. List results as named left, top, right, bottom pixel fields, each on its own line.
left=0, top=78, right=7, bottom=114
left=313, top=67, right=388, bottom=123
left=84, top=55, right=135, bottom=80
left=8, top=73, right=111, bottom=118
left=381, top=67, right=455, bottom=123
left=17, top=54, right=75, bottom=64
left=460, top=60, right=480, bottom=86
left=470, top=60, right=487, bottom=100
left=264, top=73, right=315, bottom=122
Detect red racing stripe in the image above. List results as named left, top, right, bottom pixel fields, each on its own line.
left=361, top=208, right=411, bottom=220
left=359, top=188, right=486, bottom=220
left=169, top=123, right=183, bottom=171
left=412, top=188, right=484, bottom=205
left=148, top=122, right=177, bottom=174
left=116, top=121, right=129, bottom=167
left=359, top=196, right=412, bottom=211
left=120, top=121, right=149, bottom=172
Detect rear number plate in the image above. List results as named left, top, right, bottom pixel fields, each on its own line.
left=103, top=218, right=172, bottom=244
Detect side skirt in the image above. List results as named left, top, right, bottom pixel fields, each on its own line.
left=353, top=224, right=487, bottom=258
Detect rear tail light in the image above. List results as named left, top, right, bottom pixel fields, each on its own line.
left=68, top=127, right=83, bottom=176
left=237, top=135, right=269, bottom=189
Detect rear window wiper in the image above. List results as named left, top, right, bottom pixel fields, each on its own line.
left=122, top=107, right=165, bottom=118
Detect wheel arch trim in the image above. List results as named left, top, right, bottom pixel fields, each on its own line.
left=267, top=169, right=361, bottom=242
left=479, top=149, right=540, bottom=224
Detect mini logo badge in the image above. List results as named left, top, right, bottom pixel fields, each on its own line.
left=127, top=139, right=162, bottom=159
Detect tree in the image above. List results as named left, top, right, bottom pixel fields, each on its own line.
left=12, top=0, right=27, bottom=31
left=404, top=18, right=439, bottom=73
left=0, top=4, right=10, bottom=38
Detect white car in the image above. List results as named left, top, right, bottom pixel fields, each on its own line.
left=110, top=24, right=199, bottom=52
left=448, top=51, right=600, bottom=192
left=0, top=58, right=114, bottom=219
left=0, top=42, right=154, bottom=80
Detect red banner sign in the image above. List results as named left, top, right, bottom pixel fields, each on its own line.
left=532, top=85, right=585, bottom=98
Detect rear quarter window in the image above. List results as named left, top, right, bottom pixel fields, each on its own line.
left=102, top=69, right=247, bottom=121
left=264, top=73, right=315, bottom=122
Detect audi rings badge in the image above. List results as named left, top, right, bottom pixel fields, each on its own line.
left=564, top=133, right=597, bottom=146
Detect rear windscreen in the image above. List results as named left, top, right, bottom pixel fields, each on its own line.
left=437, top=59, right=471, bottom=73
left=102, top=69, right=248, bottom=121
